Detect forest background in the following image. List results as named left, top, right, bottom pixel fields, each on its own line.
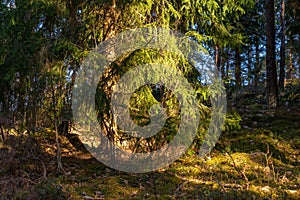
left=0, top=0, right=299, bottom=199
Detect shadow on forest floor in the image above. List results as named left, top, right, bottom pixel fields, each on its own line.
left=0, top=104, right=299, bottom=199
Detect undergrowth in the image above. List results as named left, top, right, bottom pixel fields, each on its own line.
left=0, top=102, right=299, bottom=199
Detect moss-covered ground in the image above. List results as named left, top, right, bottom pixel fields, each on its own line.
left=0, top=103, right=299, bottom=199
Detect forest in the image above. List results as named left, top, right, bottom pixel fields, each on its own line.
left=0, top=0, right=299, bottom=199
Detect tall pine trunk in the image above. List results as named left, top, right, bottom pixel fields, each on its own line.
left=247, top=45, right=252, bottom=85
left=266, top=0, right=278, bottom=108
left=221, top=49, right=225, bottom=79
left=254, top=34, right=260, bottom=93
left=279, top=0, right=286, bottom=90
left=235, top=47, right=241, bottom=86
left=288, top=48, right=293, bottom=79
left=215, top=46, right=221, bottom=78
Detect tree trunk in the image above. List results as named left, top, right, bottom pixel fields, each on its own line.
left=266, top=0, right=278, bottom=108
left=225, top=48, right=230, bottom=80
left=220, top=49, right=225, bottom=79
left=278, top=0, right=286, bottom=90
left=215, top=46, right=221, bottom=78
left=288, top=48, right=293, bottom=79
left=235, top=47, right=241, bottom=86
left=247, top=45, right=252, bottom=85
left=254, top=34, right=260, bottom=92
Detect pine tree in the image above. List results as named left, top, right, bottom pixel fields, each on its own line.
left=265, top=0, right=278, bottom=108
left=279, top=0, right=286, bottom=90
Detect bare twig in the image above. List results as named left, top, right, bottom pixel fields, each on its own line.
left=174, top=180, right=189, bottom=194
left=225, top=149, right=249, bottom=189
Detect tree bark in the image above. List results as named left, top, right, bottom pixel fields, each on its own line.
left=254, top=34, right=260, bottom=91
left=235, top=47, right=241, bottom=86
left=265, top=0, right=278, bottom=108
left=215, top=46, right=221, bottom=78
left=220, top=49, right=225, bottom=79
left=288, top=48, right=293, bottom=79
left=279, top=0, right=286, bottom=90
left=225, top=49, right=230, bottom=80
left=247, top=45, right=252, bottom=85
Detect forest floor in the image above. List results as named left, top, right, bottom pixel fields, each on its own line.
left=0, top=100, right=299, bottom=199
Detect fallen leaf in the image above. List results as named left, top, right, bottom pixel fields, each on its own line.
left=83, top=195, right=94, bottom=200
left=261, top=186, right=271, bottom=192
